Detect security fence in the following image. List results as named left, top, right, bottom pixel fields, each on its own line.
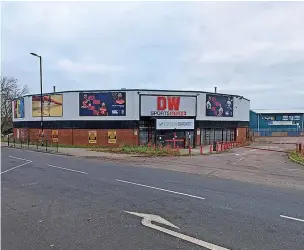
left=251, top=128, right=304, bottom=137
left=6, top=135, right=59, bottom=153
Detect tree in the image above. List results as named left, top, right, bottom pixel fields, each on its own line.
left=1, top=77, right=29, bottom=134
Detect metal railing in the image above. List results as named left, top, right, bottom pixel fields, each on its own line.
left=7, top=135, right=59, bottom=153
left=251, top=128, right=304, bottom=137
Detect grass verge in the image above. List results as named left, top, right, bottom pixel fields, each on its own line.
left=288, top=151, right=304, bottom=165
left=90, top=145, right=182, bottom=156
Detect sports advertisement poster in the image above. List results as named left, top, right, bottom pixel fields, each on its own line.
left=108, top=130, right=117, bottom=144
left=32, top=94, right=63, bottom=117
left=206, top=94, right=233, bottom=117
left=14, top=98, right=25, bottom=118
left=79, top=92, right=126, bottom=116
left=88, top=131, right=97, bottom=143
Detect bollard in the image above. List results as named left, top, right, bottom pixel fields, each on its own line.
left=14, top=138, right=16, bottom=148
left=46, top=140, right=48, bottom=151
left=28, top=138, right=30, bottom=148
left=299, top=143, right=302, bottom=153
left=221, top=143, right=223, bottom=151
left=200, top=145, right=203, bottom=155
left=37, top=140, right=38, bottom=150
left=209, top=144, right=213, bottom=153
left=188, top=146, right=192, bottom=157
left=296, top=143, right=299, bottom=153
left=8, top=135, right=10, bottom=147
left=216, top=143, right=219, bottom=152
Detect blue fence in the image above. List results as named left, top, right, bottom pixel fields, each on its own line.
left=251, top=128, right=304, bottom=137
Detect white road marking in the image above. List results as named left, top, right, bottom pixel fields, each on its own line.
left=116, top=179, right=205, bottom=200
left=232, top=157, right=244, bottom=165
left=125, top=211, right=230, bottom=250
left=46, top=164, right=88, bottom=175
left=8, top=155, right=32, bottom=162
left=280, top=215, right=304, bottom=223
left=1, top=161, right=32, bottom=174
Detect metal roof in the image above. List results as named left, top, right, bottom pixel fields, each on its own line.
left=251, top=109, right=304, bottom=114
left=20, top=88, right=250, bottom=101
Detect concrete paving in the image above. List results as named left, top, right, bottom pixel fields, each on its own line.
left=1, top=147, right=304, bottom=250
left=38, top=143, right=304, bottom=190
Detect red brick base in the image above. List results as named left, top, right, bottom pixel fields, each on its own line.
left=13, top=128, right=139, bottom=146
left=236, top=127, right=248, bottom=143
left=13, top=127, right=248, bottom=147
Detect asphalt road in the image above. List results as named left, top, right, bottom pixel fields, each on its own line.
left=1, top=147, right=304, bottom=250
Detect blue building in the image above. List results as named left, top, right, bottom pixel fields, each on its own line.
left=250, top=109, right=304, bottom=137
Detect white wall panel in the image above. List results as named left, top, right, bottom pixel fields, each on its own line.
left=13, top=90, right=249, bottom=122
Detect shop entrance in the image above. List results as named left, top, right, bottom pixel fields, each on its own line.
left=155, top=130, right=195, bottom=148
left=139, top=118, right=195, bottom=148
left=156, top=130, right=184, bottom=148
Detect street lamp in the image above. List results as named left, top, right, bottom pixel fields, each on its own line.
left=30, top=53, right=43, bottom=135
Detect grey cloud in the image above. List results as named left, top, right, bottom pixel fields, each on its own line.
left=1, top=1, right=304, bottom=108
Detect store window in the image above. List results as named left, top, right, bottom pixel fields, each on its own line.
left=201, top=128, right=236, bottom=144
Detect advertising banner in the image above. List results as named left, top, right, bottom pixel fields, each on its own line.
left=14, top=98, right=25, bottom=118
left=88, top=131, right=97, bottom=143
left=32, top=94, right=63, bottom=117
left=141, top=95, right=196, bottom=117
left=269, top=121, right=295, bottom=126
left=206, top=94, right=233, bottom=117
left=156, top=119, right=195, bottom=130
left=52, top=130, right=59, bottom=143
left=79, top=92, right=126, bottom=116
left=108, top=130, right=117, bottom=144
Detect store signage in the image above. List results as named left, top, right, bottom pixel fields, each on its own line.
left=141, top=95, right=196, bottom=117
left=52, top=130, right=59, bottom=143
left=269, top=121, right=295, bottom=126
left=88, top=131, right=97, bottom=143
left=156, top=119, right=195, bottom=130
left=108, top=130, right=117, bottom=144
left=294, top=116, right=301, bottom=120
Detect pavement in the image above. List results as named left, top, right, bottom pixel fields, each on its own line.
left=48, top=143, right=304, bottom=190
left=1, top=147, right=304, bottom=250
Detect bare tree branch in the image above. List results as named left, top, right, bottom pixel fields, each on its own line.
left=1, top=76, right=29, bottom=134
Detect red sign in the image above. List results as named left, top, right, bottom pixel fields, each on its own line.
left=151, top=96, right=186, bottom=116
left=157, top=96, right=180, bottom=111
left=141, top=95, right=196, bottom=117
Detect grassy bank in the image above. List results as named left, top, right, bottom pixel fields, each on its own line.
left=289, top=151, right=304, bottom=165
left=90, top=145, right=182, bottom=156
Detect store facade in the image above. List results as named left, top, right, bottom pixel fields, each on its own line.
left=12, top=89, right=250, bottom=147
left=139, top=94, right=197, bottom=148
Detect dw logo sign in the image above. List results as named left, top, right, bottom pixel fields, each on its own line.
left=157, top=96, right=180, bottom=111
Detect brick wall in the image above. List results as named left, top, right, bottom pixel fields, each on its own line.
left=196, top=128, right=201, bottom=146
left=236, top=127, right=248, bottom=143
left=14, top=128, right=138, bottom=146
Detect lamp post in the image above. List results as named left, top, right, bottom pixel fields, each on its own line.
left=30, top=53, right=43, bottom=135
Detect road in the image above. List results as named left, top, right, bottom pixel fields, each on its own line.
left=1, top=147, right=304, bottom=250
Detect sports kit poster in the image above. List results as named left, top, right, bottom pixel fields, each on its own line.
left=32, top=94, right=63, bottom=117
left=108, top=130, right=117, bottom=144
left=206, top=94, right=233, bottom=117
left=14, top=98, right=25, bottom=118
left=88, top=131, right=97, bottom=144
left=52, top=130, right=59, bottom=143
left=79, top=92, right=126, bottom=116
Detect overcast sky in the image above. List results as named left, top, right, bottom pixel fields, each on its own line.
left=2, top=1, right=304, bottom=109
